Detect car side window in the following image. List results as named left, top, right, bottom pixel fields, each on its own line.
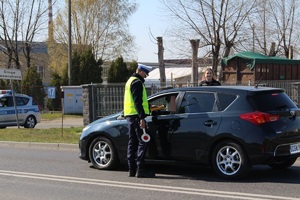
left=0, top=97, right=16, bottom=107
left=179, top=92, right=216, bottom=113
left=149, top=93, right=178, bottom=114
left=149, top=96, right=165, bottom=108
left=16, top=97, right=28, bottom=106
left=0, top=97, right=8, bottom=107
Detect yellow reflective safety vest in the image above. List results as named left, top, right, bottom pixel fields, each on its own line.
left=124, top=77, right=150, bottom=116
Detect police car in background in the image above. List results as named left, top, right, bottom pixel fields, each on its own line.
left=0, top=90, right=41, bottom=128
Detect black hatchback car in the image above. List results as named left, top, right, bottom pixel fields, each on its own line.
left=79, top=86, right=300, bottom=179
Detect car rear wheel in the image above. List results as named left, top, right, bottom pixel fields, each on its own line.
left=89, top=137, right=119, bottom=170
left=24, top=115, right=36, bottom=128
left=212, top=141, right=250, bottom=180
left=268, top=157, right=297, bottom=169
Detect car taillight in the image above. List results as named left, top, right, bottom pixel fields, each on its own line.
left=33, top=99, right=42, bottom=111
left=240, top=111, right=280, bottom=125
left=38, top=104, right=42, bottom=111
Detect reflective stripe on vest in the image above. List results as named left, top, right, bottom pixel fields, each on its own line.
left=124, top=77, right=150, bottom=116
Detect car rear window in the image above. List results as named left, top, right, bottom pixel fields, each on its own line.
left=248, top=91, right=297, bottom=112
left=218, top=93, right=237, bottom=111
left=32, top=99, right=38, bottom=105
left=16, top=97, right=29, bottom=106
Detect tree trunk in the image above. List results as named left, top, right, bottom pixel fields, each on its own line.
left=289, top=46, right=293, bottom=59
left=157, top=37, right=166, bottom=88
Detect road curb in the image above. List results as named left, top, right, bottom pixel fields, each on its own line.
left=0, top=141, right=77, bottom=150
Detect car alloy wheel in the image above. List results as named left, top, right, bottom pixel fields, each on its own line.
left=212, top=141, right=250, bottom=180
left=89, top=137, right=119, bottom=170
left=24, top=115, right=36, bottom=128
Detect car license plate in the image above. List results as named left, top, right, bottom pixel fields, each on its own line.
left=290, top=143, right=300, bottom=154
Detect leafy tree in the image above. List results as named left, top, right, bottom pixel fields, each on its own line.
left=69, top=47, right=103, bottom=85
left=55, top=0, right=137, bottom=61
left=107, top=57, right=129, bottom=83
left=61, top=64, right=69, bottom=86
left=128, top=61, right=138, bottom=77
left=71, top=51, right=81, bottom=85
left=79, top=48, right=103, bottom=84
left=21, top=66, right=46, bottom=108
left=47, top=42, right=69, bottom=76
left=0, top=80, right=9, bottom=90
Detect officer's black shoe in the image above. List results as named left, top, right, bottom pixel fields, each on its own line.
left=136, top=169, right=155, bottom=178
left=128, top=169, right=136, bottom=177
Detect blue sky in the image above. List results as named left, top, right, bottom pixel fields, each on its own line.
left=129, top=1, right=168, bottom=62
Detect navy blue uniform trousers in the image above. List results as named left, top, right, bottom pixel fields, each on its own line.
left=126, top=116, right=148, bottom=171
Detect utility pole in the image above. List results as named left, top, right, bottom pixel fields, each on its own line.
left=190, top=39, right=200, bottom=86
left=269, top=42, right=276, bottom=56
left=68, top=0, right=72, bottom=85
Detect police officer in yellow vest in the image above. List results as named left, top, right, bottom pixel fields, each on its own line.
left=124, top=64, right=155, bottom=178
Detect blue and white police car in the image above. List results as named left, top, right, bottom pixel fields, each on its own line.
left=0, top=90, right=41, bottom=128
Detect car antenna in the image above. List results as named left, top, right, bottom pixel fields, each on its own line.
left=255, top=76, right=263, bottom=88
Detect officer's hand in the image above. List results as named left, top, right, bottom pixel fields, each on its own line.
left=140, top=119, right=146, bottom=129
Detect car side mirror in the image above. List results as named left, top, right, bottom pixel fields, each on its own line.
left=117, top=115, right=125, bottom=120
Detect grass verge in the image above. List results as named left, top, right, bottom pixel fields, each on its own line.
left=0, top=113, right=83, bottom=144
left=0, top=127, right=82, bottom=144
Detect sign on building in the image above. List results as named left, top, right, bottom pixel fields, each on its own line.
left=47, top=87, right=56, bottom=99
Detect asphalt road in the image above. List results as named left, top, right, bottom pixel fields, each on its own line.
left=0, top=143, right=300, bottom=200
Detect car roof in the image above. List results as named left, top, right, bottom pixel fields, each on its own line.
left=150, top=86, right=284, bottom=97
left=0, top=90, right=32, bottom=98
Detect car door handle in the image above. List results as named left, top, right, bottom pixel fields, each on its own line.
left=204, top=120, right=217, bottom=127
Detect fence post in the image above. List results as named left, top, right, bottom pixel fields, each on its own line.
left=81, top=85, right=90, bottom=126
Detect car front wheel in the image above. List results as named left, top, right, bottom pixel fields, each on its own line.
left=212, top=141, right=250, bottom=180
left=89, top=137, right=119, bottom=170
left=24, top=115, right=36, bottom=128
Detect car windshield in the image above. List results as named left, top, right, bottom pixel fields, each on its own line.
left=248, top=91, right=297, bottom=112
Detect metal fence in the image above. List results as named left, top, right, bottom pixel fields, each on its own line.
left=222, top=80, right=300, bottom=105
left=96, top=85, right=125, bottom=116
left=82, top=80, right=300, bottom=124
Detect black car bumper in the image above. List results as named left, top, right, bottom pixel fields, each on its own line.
left=263, top=139, right=300, bottom=163
left=79, top=139, right=89, bottom=161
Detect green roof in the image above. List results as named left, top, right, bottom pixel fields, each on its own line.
left=221, top=51, right=300, bottom=70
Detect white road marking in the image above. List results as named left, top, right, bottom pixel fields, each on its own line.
left=0, top=170, right=298, bottom=200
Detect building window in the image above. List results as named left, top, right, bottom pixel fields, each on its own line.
left=36, top=65, right=44, bottom=79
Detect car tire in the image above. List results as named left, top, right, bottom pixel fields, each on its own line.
left=268, top=157, right=297, bottom=169
left=89, top=137, right=119, bottom=170
left=212, top=141, right=250, bottom=180
left=24, top=115, right=37, bottom=128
